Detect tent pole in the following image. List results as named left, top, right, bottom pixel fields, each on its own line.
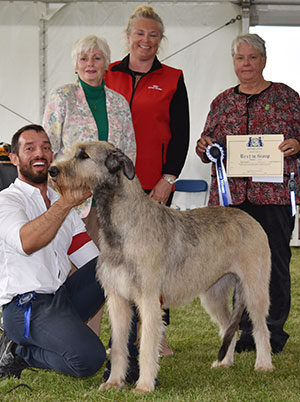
left=39, top=16, right=47, bottom=123
left=241, top=0, right=250, bottom=32
left=39, top=3, right=68, bottom=123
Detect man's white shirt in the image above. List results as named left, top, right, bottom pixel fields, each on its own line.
left=0, top=179, right=98, bottom=306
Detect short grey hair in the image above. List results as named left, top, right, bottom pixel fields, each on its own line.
left=71, top=35, right=111, bottom=71
left=231, top=33, right=266, bottom=60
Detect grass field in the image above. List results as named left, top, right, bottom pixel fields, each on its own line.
left=1, top=247, right=300, bottom=401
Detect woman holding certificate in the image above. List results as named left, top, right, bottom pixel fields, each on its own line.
left=196, top=33, right=300, bottom=354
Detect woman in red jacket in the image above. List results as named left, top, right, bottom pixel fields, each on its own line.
left=105, top=5, right=190, bottom=357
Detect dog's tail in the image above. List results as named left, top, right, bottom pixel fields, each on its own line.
left=217, top=278, right=245, bottom=361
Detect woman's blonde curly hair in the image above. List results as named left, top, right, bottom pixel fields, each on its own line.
left=126, top=5, right=165, bottom=40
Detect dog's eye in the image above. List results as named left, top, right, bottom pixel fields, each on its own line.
left=77, top=149, right=90, bottom=160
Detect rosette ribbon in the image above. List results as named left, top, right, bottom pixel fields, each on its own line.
left=288, top=172, right=297, bottom=217
left=16, top=291, right=36, bottom=338
left=206, top=142, right=232, bottom=206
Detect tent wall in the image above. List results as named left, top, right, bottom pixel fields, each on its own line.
left=0, top=1, right=241, bottom=190
left=0, top=2, right=45, bottom=140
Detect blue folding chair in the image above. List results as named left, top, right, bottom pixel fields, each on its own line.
left=172, top=179, right=208, bottom=210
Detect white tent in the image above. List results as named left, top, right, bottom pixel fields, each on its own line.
left=1, top=0, right=299, bottom=197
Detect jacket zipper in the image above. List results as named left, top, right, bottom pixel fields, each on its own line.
left=129, top=73, right=145, bottom=109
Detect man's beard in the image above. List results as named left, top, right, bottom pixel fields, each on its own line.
left=19, top=160, right=49, bottom=184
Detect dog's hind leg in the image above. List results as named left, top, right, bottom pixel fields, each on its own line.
left=213, top=278, right=245, bottom=368
left=200, top=274, right=238, bottom=368
left=135, top=295, right=163, bottom=393
left=246, top=293, right=274, bottom=371
left=100, top=292, right=132, bottom=390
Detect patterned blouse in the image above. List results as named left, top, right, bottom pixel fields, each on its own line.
left=43, top=80, right=136, bottom=217
left=199, top=83, right=300, bottom=206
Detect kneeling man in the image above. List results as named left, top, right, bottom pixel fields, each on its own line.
left=0, top=124, right=105, bottom=379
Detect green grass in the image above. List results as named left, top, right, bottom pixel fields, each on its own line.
left=1, top=248, right=300, bottom=401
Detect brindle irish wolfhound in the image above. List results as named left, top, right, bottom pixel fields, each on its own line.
left=49, top=141, right=274, bottom=393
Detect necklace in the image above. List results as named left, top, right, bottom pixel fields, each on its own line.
left=238, top=88, right=257, bottom=105
left=238, top=80, right=270, bottom=96
left=130, top=69, right=144, bottom=88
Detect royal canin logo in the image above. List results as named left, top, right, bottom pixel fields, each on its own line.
left=148, top=85, right=163, bottom=91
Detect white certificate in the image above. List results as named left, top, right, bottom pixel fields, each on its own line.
left=226, top=134, right=284, bottom=179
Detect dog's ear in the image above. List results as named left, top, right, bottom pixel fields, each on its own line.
left=105, top=150, right=135, bottom=180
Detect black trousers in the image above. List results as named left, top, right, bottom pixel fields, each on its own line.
left=232, top=200, right=295, bottom=351
left=3, top=257, right=139, bottom=375
left=3, top=258, right=106, bottom=377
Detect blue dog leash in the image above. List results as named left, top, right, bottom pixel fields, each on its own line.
left=16, top=291, right=36, bottom=338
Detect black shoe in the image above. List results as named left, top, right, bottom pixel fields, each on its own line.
left=125, top=356, right=139, bottom=384
left=102, top=359, right=111, bottom=382
left=102, top=356, right=139, bottom=384
left=270, top=341, right=284, bottom=355
left=0, top=334, right=29, bottom=379
left=235, top=340, right=256, bottom=353
left=235, top=336, right=256, bottom=353
left=235, top=335, right=285, bottom=354
left=102, top=356, right=160, bottom=386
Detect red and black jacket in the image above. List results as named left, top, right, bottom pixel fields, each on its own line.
left=105, top=55, right=190, bottom=190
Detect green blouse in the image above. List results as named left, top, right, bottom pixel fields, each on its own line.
left=79, top=77, right=108, bottom=141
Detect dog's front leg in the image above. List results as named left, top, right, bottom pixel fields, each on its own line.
left=135, top=295, right=163, bottom=393
left=99, top=292, right=132, bottom=391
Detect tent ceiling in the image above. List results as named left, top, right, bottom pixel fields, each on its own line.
left=250, top=3, right=300, bottom=25
left=1, top=0, right=241, bottom=2
left=253, top=0, right=300, bottom=3
left=1, top=0, right=300, bottom=3
left=2, top=0, right=238, bottom=2
left=1, top=1, right=300, bottom=26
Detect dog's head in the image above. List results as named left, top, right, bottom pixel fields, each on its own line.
left=48, top=141, right=135, bottom=195
left=103, top=148, right=135, bottom=181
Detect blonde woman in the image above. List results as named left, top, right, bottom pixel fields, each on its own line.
left=105, top=5, right=190, bottom=359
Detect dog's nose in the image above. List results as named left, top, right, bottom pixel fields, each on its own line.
left=48, top=166, right=60, bottom=178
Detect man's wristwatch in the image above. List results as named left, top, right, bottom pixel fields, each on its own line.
left=163, top=175, right=176, bottom=185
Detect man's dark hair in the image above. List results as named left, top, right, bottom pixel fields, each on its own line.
left=11, top=124, right=46, bottom=155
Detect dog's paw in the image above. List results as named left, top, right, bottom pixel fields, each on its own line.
left=211, top=359, right=232, bottom=369
left=134, top=381, right=155, bottom=393
left=254, top=363, right=275, bottom=372
left=99, top=381, right=124, bottom=391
